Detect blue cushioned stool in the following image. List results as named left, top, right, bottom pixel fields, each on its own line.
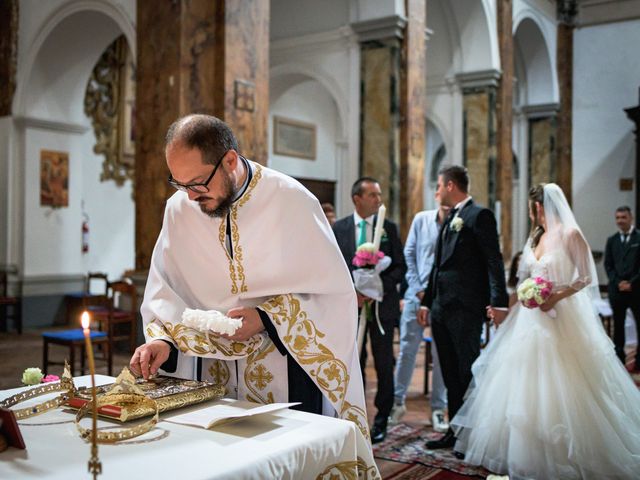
left=42, top=328, right=112, bottom=376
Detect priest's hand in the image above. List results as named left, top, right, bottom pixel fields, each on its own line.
left=226, top=307, right=265, bottom=342
left=129, top=340, right=170, bottom=380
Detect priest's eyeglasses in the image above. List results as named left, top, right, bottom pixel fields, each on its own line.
left=167, top=150, right=228, bottom=193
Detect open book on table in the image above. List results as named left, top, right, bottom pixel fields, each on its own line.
left=164, top=400, right=300, bottom=429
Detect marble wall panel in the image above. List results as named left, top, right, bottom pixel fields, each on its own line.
left=463, top=89, right=497, bottom=209
left=361, top=44, right=399, bottom=218
left=529, top=116, right=557, bottom=187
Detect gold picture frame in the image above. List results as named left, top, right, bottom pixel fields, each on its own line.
left=273, top=116, right=316, bottom=160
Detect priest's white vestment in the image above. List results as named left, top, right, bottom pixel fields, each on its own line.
left=142, top=161, right=379, bottom=477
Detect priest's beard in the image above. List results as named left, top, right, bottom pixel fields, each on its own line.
left=196, top=172, right=237, bottom=218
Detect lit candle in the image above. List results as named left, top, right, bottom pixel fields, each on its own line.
left=372, top=204, right=386, bottom=251
left=81, top=311, right=101, bottom=478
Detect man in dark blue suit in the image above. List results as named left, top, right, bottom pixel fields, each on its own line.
left=418, top=165, right=508, bottom=452
left=605, top=206, right=640, bottom=371
left=333, top=177, right=406, bottom=443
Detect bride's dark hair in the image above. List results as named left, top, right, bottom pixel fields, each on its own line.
left=529, top=184, right=546, bottom=248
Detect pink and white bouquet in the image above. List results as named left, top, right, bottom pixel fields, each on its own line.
left=517, top=276, right=553, bottom=308
left=352, top=242, right=385, bottom=268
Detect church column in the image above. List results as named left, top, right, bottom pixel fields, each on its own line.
left=496, top=0, right=513, bottom=261
left=135, top=0, right=269, bottom=270
left=398, top=0, right=427, bottom=238
left=624, top=90, right=640, bottom=225
left=523, top=104, right=559, bottom=188
left=0, top=0, right=18, bottom=264
left=352, top=16, right=405, bottom=226
left=456, top=70, right=500, bottom=220
left=0, top=0, right=17, bottom=117
left=556, top=0, right=578, bottom=204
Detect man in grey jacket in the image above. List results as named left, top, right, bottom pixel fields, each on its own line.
left=389, top=204, right=449, bottom=432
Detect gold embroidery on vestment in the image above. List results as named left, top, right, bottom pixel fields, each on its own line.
left=314, top=457, right=380, bottom=480
left=244, top=340, right=276, bottom=404
left=259, top=294, right=369, bottom=441
left=218, top=162, right=262, bottom=295
left=146, top=319, right=262, bottom=358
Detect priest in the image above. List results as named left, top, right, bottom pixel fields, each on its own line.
left=129, top=114, right=377, bottom=474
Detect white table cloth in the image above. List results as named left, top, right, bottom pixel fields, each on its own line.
left=0, top=376, right=369, bottom=479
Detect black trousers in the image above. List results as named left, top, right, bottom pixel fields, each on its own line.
left=610, top=291, right=640, bottom=367
left=359, top=312, right=395, bottom=427
left=430, top=304, right=483, bottom=421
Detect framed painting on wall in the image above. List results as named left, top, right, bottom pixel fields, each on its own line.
left=273, top=116, right=316, bottom=160
left=40, top=150, right=69, bottom=208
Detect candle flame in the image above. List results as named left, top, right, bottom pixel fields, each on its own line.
left=81, top=311, right=90, bottom=329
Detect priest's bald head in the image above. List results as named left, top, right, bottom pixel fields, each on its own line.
left=164, top=114, right=247, bottom=218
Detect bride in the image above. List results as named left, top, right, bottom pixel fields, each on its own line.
left=451, top=183, right=640, bottom=479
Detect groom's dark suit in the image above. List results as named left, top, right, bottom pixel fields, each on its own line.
left=333, top=214, right=406, bottom=427
left=605, top=227, right=640, bottom=367
left=421, top=199, right=508, bottom=420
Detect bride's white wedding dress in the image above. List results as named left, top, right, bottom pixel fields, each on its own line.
left=451, top=188, right=640, bottom=479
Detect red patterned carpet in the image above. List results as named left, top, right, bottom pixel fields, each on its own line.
left=373, top=423, right=488, bottom=478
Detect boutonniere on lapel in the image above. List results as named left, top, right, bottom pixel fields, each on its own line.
left=381, top=228, right=388, bottom=243
left=450, top=216, right=464, bottom=233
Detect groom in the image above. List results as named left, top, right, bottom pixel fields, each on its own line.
left=418, top=165, right=508, bottom=452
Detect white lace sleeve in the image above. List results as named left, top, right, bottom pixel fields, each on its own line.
left=564, top=228, right=592, bottom=292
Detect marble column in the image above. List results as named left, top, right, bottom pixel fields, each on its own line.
left=0, top=0, right=18, bottom=117
left=456, top=71, right=500, bottom=212
left=556, top=0, right=577, bottom=204
left=398, top=0, right=427, bottom=239
left=135, top=0, right=269, bottom=270
left=353, top=16, right=406, bottom=226
left=496, top=0, right=513, bottom=261
left=523, top=104, right=559, bottom=188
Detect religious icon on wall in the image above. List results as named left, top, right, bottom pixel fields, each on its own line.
left=273, top=116, right=317, bottom=160
left=40, top=150, right=69, bottom=208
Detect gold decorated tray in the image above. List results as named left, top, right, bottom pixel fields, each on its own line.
left=68, top=375, right=226, bottom=422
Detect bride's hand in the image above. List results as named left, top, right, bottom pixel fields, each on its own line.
left=539, top=295, right=558, bottom=312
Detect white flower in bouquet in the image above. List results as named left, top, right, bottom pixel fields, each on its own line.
left=182, top=308, right=242, bottom=335
left=450, top=216, right=464, bottom=232
left=516, top=277, right=553, bottom=308
left=22, top=367, right=44, bottom=385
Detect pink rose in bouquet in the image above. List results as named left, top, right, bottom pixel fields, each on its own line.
left=517, top=276, right=553, bottom=308
left=352, top=242, right=384, bottom=268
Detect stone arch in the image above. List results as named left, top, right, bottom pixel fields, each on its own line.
left=15, top=0, right=135, bottom=117
left=513, top=14, right=558, bottom=105
left=10, top=0, right=136, bottom=280
left=423, top=117, right=449, bottom=209
left=434, top=0, right=500, bottom=73
left=270, top=63, right=348, bottom=139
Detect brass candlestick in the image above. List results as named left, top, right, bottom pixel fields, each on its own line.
left=81, top=311, right=102, bottom=479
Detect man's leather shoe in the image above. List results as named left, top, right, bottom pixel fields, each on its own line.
left=453, top=451, right=465, bottom=460
left=371, top=424, right=387, bottom=444
left=425, top=430, right=456, bottom=449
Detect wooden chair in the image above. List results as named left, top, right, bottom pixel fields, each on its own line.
left=92, top=280, right=138, bottom=354
left=0, top=265, right=22, bottom=334
left=42, top=328, right=112, bottom=376
left=64, top=272, right=109, bottom=325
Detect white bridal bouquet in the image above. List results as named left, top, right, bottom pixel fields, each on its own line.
left=182, top=308, right=242, bottom=335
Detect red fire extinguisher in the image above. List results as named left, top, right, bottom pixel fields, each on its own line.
left=82, top=212, right=90, bottom=253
